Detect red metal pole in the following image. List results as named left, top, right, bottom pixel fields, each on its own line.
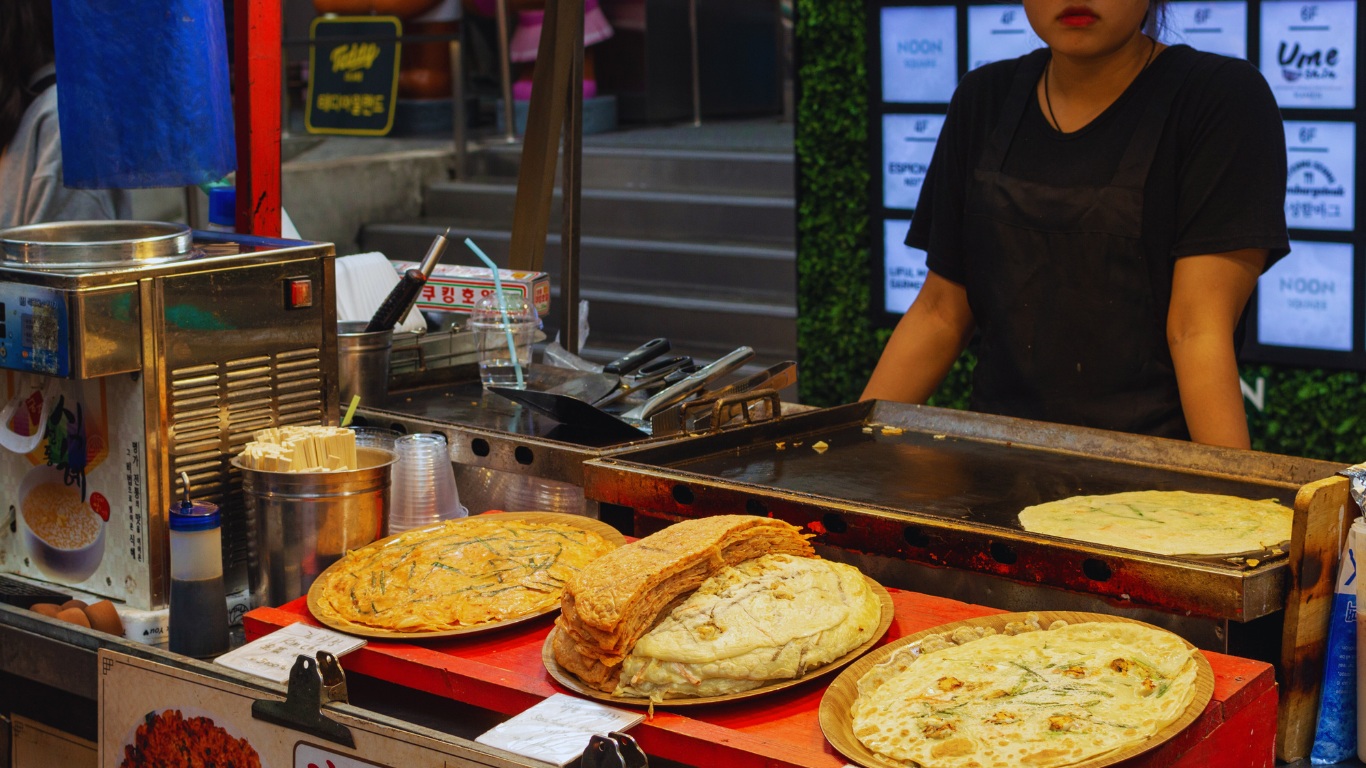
left=234, top=0, right=283, bottom=237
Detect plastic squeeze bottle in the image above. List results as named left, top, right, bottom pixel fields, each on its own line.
left=167, top=473, right=230, bottom=659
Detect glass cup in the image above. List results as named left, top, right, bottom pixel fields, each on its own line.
left=468, top=293, right=540, bottom=389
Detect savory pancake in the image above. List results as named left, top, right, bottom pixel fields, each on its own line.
left=852, top=621, right=1199, bottom=768
left=312, top=517, right=616, bottom=633
left=615, top=554, right=882, bottom=700
left=1018, top=490, right=1291, bottom=556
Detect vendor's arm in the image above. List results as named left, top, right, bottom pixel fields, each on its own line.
left=861, top=271, right=975, bottom=403
left=1167, top=248, right=1266, bottom=449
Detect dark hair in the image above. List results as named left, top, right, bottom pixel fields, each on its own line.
left=1144, top=0, right=1170, bottom=37
left=0, top=0, right=55, bottom=150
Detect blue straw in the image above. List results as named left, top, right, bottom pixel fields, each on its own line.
left=464, top=238, right=525, bottom=388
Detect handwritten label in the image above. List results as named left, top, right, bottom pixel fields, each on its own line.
left=1257, top=240, right=1354, bottom=351
left=1159, top=1, right=1249, bottom=58
left=475, top=693, right=645, bottom=766
left=1260, top=0, right=1357, bottom=109
left=883, top=114, right=944, bottom=210
left=881, top=6, right=958, bottom=103
left=1284, top=120, right=1355, bottom=231
left=884, top=219, right=930, bottom=314
left=214, top=623, right=366, bottom=683
left=967, top=5, right=1044, bottom=70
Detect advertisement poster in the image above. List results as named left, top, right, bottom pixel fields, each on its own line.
left=967, top=5, right=1045, bottom=69
left=1284, top=120, right=1355, bottom=231
left=882, top=6, right=959, bottom=103
left=1257, top=240, right=1354, bottom=351
left=1259, top=0, right=1356, bottom=109
left=1160, top=1, right=1249, bottom=58
left=883, top=114, right=945, bottom=210
left=884, top=220, right=930, bottom=314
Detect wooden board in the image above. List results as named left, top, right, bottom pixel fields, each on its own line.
left=306, top=512, right=625, bottom=639
left=542, top=577, right=895, bottom=707
left=819, top=611, right=1215, bottom=768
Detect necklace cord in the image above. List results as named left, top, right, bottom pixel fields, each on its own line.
left=1044, top=35, right=1158, bottom=132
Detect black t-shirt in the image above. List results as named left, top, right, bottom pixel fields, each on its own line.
left=908, top=45, right=1289, bottom=283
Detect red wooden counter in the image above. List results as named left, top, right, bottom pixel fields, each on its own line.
left=245, top=589, right=1276, bottom=768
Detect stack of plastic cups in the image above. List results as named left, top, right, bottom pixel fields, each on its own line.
left=388, top=433, right=468, bottom=535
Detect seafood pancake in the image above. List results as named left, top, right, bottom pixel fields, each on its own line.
left=852, top=622, right=1198, bottom=768
left=313, top=517, right=616, bottom=633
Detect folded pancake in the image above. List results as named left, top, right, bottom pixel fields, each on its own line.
left=615, top=553, right=881, bottom=700
left=554, top=515, right=815, bottom=691
left=852, top=622, right=1199, bottom=768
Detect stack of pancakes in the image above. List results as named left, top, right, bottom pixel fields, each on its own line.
left=552, top=515, right=816, bottom=692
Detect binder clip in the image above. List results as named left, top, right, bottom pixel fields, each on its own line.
left=582, top=731, right=647, bottom=768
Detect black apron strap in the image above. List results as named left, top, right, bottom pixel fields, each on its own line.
left=979, top=48, right=1051, bottom=173
left=30, top=73, right=56, bottom=95
left=1111, top=47, right=1199, bottom=190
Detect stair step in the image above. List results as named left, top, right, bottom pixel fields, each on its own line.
left=422, top=182, right=795, bottom=246
left=360, top=222, right=796, bottom=298
left=467, top=145, right=794, bottom=197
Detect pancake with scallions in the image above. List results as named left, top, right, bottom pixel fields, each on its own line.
left=1017, top=490, right=1291, bottom=556
left=851, top=622, right=1199, bottom=768
left=312, top=517, right=616, bottom=633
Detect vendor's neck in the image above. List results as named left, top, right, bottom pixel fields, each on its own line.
left=1050, top=33, right=1155, bottom=94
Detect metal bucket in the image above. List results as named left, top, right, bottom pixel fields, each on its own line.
left=232, top=446, right=396, bottom=607
left=337, top=321, right=393, bottom=406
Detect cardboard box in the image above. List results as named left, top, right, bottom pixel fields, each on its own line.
left=392, top=261, right=551, bottom=317
left=11, top=715, right=95, bottom=768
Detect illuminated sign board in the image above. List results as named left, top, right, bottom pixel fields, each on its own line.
left=1257, top=240, right=1354, bottom=351
left=881, top=6, right=959, bottom=103
left=1284, top=120, right=1355, bottom=231
left=1260, top=0, right=1356, bottom=109
left=883, top=114, right=945, bottom=210
left=884, top=220, right=929, bottom=314
left=1159, top=1, right=1249, bottom=58
left=967, top=5, right=1045, bottom=69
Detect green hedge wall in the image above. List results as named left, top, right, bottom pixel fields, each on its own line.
left=794, top=0, right=1365, bottom=465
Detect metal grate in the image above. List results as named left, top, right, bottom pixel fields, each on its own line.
left=168, top=347, right=324, bottom=577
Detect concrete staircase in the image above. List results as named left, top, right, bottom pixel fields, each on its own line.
left=359, top=134, right=797, bottom=370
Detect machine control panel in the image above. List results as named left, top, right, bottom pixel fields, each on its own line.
left=0, top=282, right=69, bottom=377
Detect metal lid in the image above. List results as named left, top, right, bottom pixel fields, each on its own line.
left=0, top=220, right=193, bottom=270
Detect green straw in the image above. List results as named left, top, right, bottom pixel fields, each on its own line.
left=341, top=394, right=361, bottom=427
left=464, top=238, right=525, bottom=388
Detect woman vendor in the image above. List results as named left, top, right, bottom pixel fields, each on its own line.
left=861, top=0, right=1288, bottom=449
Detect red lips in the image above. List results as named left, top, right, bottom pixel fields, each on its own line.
left=1058, top=5, right=1099, bottom=26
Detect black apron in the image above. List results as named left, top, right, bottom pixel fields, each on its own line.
left=962, top=47, right=1198, bottom=439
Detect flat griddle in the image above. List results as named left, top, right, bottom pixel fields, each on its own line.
left=582, top=400, right=1345, bottom=622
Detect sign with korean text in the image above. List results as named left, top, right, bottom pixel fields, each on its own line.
left=306, top=16, right=401, bottom=136
left=1258, top=240, right=1354, bottom=351
left=883, top=114, right=944, bottom=210
left=881, top=6, right=958, bottom=103
left=1160, top=1, right=1249, bottom=58
left=1284, top=120, right=1355, bottom=231
left=884, top=219, right=930, bottom=314
left=1259, top=0, right=1356, bottom=109
left=967, top=5, right=1045, bottom=70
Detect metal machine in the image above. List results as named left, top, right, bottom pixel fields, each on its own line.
left=0, top=221, right=336, bottom=609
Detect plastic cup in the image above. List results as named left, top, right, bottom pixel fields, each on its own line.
left=351, top=426, right=402, bottom=452
left=388, top=433, right=467, bottom=535
left=468, top=294, right=539, bottom=389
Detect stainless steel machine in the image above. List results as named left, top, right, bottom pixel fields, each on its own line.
left=0, top=221, right=336, bottom=609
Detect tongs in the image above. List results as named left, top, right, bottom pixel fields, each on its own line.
left=617, top=346, right=754, bottom=424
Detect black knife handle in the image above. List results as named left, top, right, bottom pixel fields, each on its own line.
left=364, top=269, right=426, bottom=333
left=603, top=337, right=670, bottom=375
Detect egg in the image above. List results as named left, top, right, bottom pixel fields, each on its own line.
left=82, top=600, right=124, bottom=636
left=30, top=602, right=61, bottom=618
left=56, top=606, right=91, bottom=627
left=60, top=599, right=89, bottom=612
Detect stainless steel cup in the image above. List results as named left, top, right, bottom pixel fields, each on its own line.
left=337, top=321, right=393, bottom=406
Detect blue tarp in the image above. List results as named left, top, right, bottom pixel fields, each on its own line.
left=51, top=0, right=235, bottom=188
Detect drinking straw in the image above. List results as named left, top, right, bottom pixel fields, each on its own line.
left=341, top=394, right=361, bottom=427
left=464, top=238, right=525, bottom=388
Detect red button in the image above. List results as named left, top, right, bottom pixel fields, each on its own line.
left=286, top=278, right=313, bottom=309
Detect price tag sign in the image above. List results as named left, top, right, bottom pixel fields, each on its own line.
left=883, top=115, right=944, bottom=210
left=1284, top=120, right=1355, bottom=231
left=475, top=693, right=645, bottom=766
left=1257, top=240, right=1354, bottom=351
left=884, top=219, right=930, bottom=314
left=967, top=5, right=1045, bottom=70
left=306, top=16, right=402, bottom=135
left=1160, top=1, right=1249, bottom=58
left=881, top=6, right=959, bottom=103
left=214, top=622, right=366, bottom=683
left=1260, top=0, right=1356, bottom=109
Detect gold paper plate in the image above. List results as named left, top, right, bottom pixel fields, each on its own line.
left=542, top=576, right=895, bottom=707
left=306, top=511, right=626, bottom=640
left=818, top=611, right=1216, bottom=768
